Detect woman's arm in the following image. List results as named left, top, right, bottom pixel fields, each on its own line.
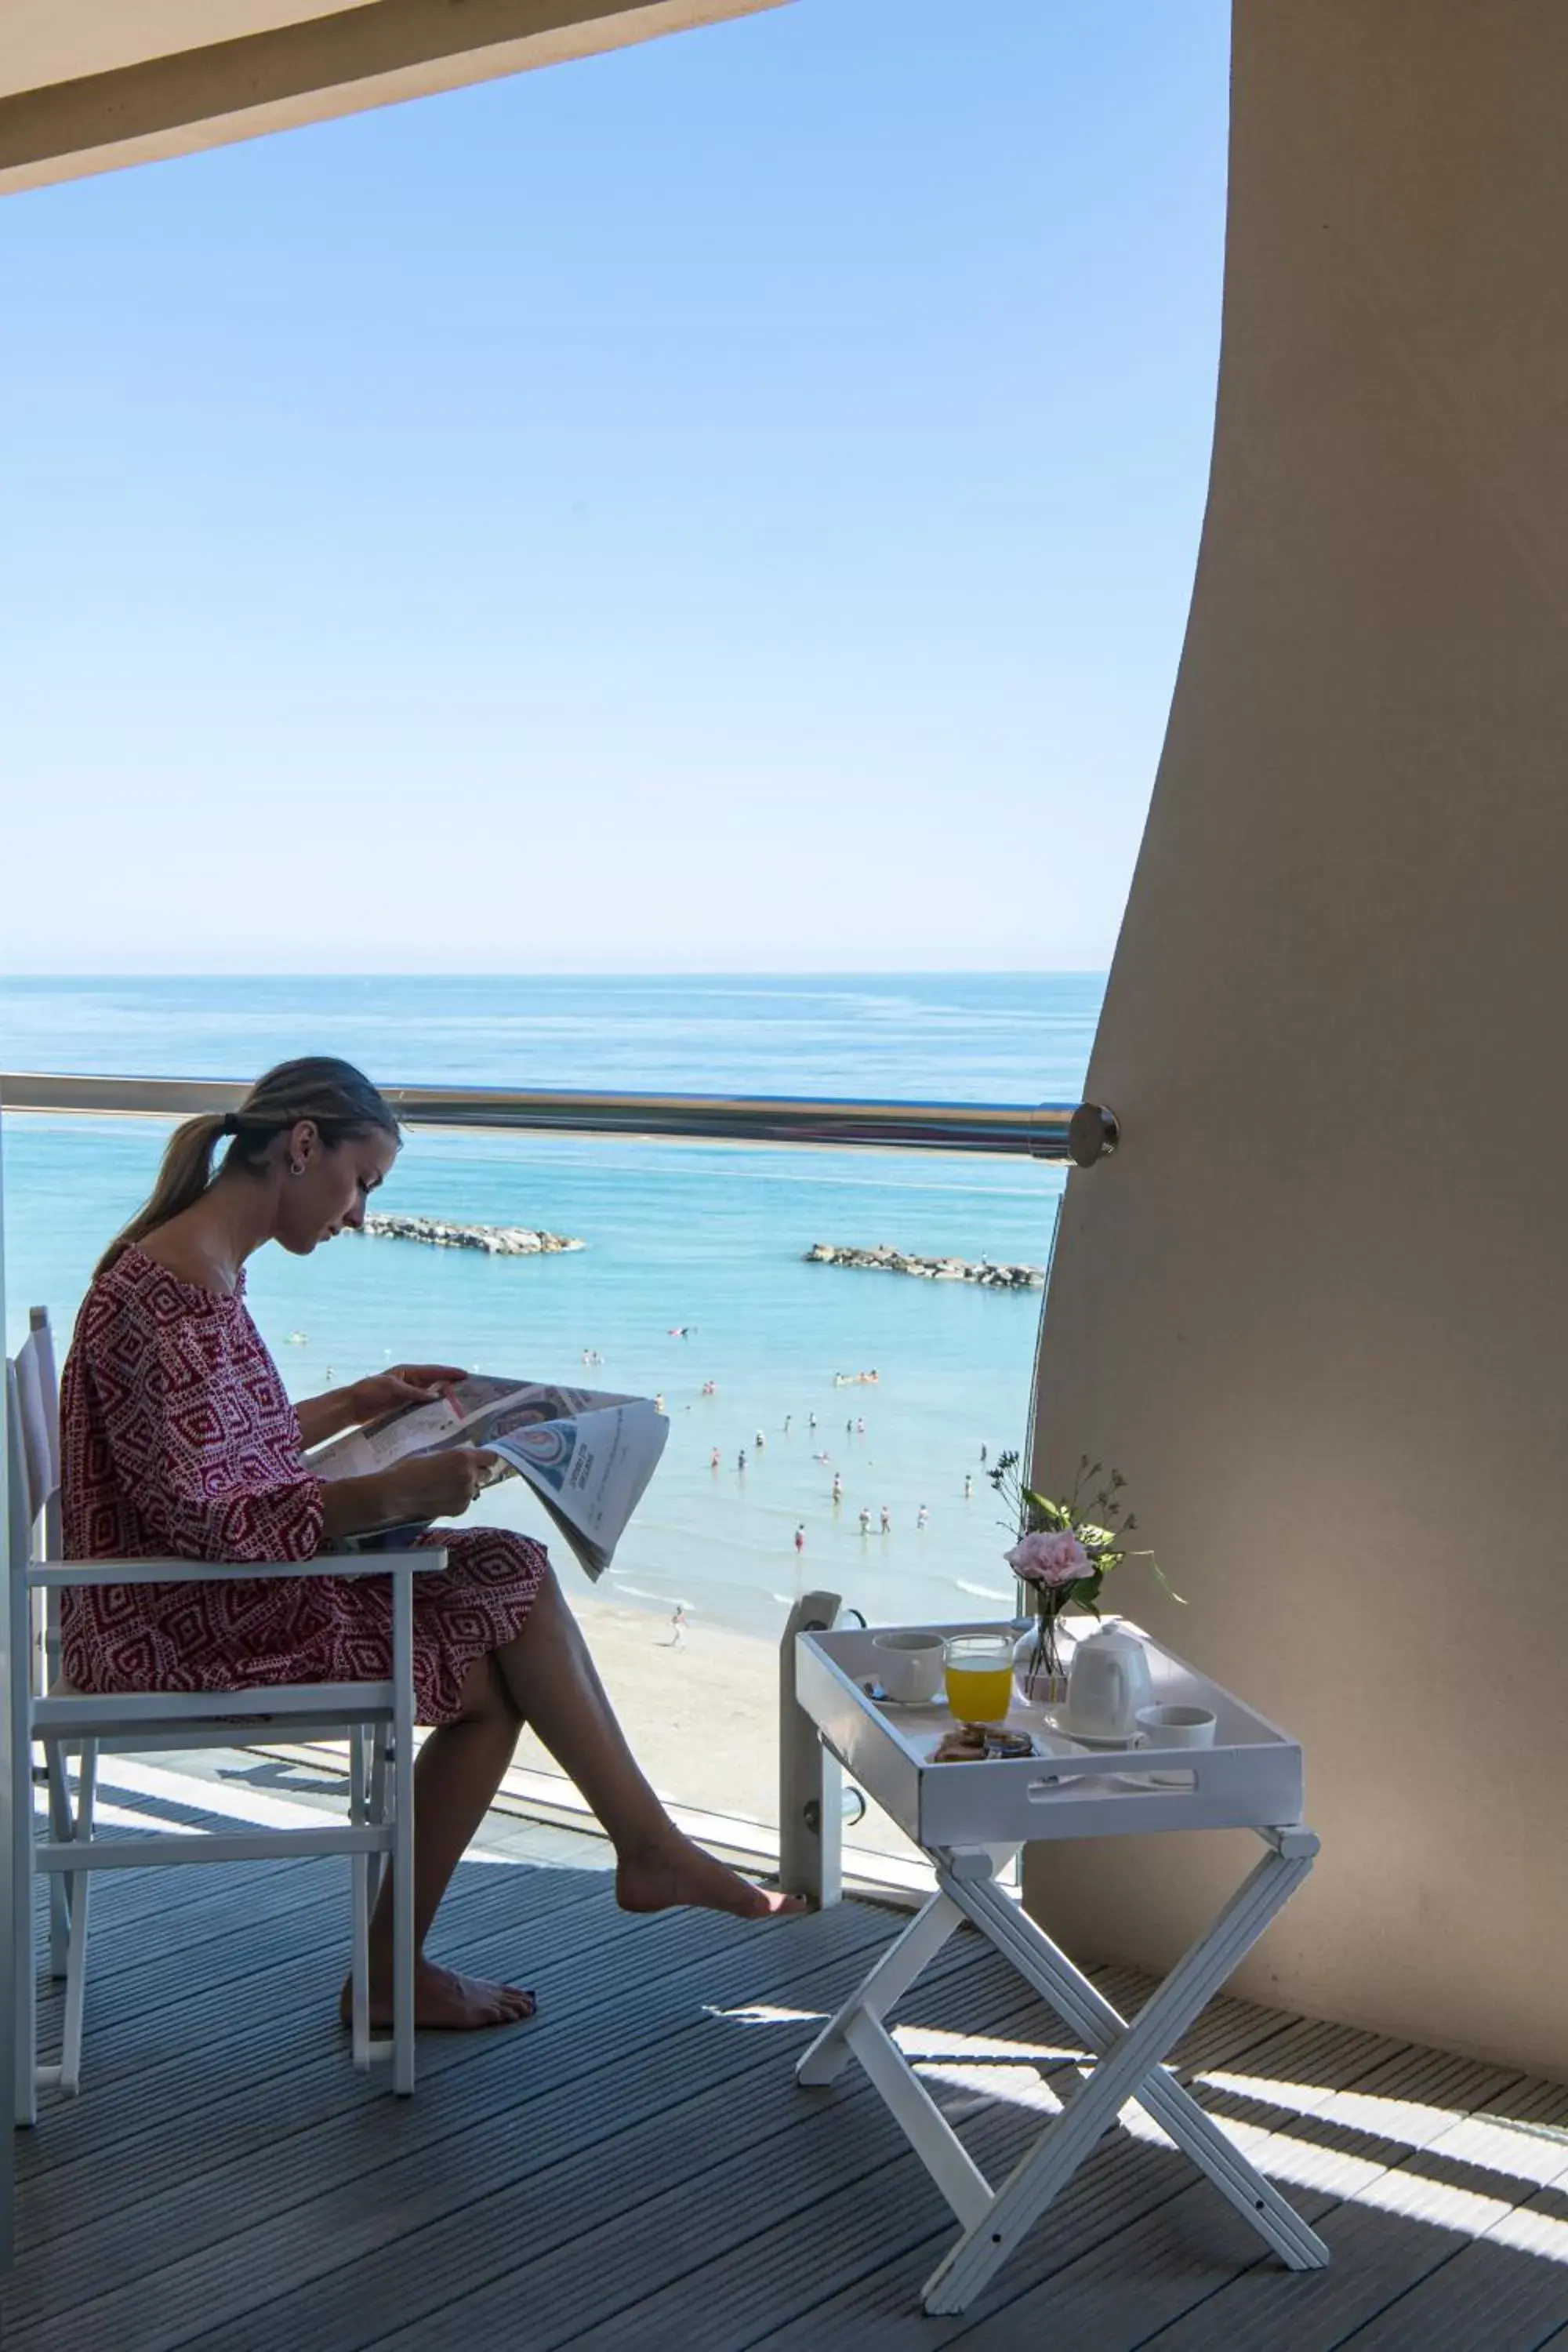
left=296, top=1363, right=470, bottom=1453
left=320, top=1450, right=495, bottom=1539
left=295, top=1385, right=372, bottom=1451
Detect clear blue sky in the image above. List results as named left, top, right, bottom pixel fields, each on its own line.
left=1, top=0, right=1229, bottom=975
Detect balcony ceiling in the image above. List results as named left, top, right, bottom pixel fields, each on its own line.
left=0, top=2, right=387, bottom=100
left=0, top=0, right=787, bottom=194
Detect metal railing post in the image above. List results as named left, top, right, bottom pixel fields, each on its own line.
left=779, top=1591, right=842, bottom=1909
left=1, top=1097, right=15, bottom=2267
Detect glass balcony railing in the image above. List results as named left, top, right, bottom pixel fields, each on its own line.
left=3, top=1101, right=1073, bottom=1884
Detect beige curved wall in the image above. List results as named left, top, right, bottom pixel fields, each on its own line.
left=1023, top=0, right=1568, bottom=2075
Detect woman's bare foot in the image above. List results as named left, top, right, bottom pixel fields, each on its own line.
left=339, top=1958, right=536, bottom=2032
left=615, top=1830, right=807, bottom=1920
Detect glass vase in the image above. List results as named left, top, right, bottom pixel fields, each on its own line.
left=1012, top=1605, right=1072, bottom=1707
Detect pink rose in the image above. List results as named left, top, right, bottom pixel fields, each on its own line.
left=1005, top=1529, right=1091, bottom=1588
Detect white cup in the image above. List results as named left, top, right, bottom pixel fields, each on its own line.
left=873, top=1631, right=945, bottom=1704
left=1134, top=1702, right=1217, bottom=1784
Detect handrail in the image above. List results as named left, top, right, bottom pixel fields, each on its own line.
left=0, top=1073, right=1120, bottom=1165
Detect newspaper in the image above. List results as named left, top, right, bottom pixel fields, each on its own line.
left=307, top=1373, right=668, bottom=1580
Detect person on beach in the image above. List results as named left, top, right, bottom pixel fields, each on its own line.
left=880, top=1505, right=891, bottom=1535
left=782, top=1414, right=791, bottom=1436
left=916, top=1504, right=929, bottom=1530
left=738, top=1447, right=748, bottom=1473
left=710, top=1447, right=720, bottom=1472
left=59, top=1058, right=799, bottom=2039
left=858, top=1508, right=872, bottom=1537
left=754, top=1428, right=766, bottom=1450
left=665, top=1605, right=688, bottom=1649
left=857, top=1417, right=866, bottom=1436
left=964, top=1473, right=974, bottom=1500
left=832, top=1472, right=843, bottom=1504
left=793, top=1525, right=805, bottom=1556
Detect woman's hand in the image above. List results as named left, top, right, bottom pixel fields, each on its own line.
left=319, top=1447, right=499, bottom=1541
left=389, top=1447, right=498, bottom=1522
left=350, top=1363, right=468, bottom=1422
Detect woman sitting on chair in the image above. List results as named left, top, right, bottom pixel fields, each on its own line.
left=60, top=1055, right=799, bottom=2033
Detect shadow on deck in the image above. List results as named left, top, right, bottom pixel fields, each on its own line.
left=5, top=1765, right=1568, bottom=2350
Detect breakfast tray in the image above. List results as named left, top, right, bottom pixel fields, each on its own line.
left=793, top=1617, right=1304, bottom=1846
left=790, top=1618, right=1325, bottom=2314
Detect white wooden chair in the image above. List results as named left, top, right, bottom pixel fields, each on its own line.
left=7, top=1306, right=434, bottom=2118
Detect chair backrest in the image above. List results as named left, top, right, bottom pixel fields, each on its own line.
left=9, top=1308, right=60, bottom=1541
left=8, top=1311, right=64, bottom=1709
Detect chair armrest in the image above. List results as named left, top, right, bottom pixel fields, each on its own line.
left=27, top=1552, right=449, bottom=1588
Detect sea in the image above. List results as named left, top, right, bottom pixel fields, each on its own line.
left=1, top=974, right=1102, bottom=1642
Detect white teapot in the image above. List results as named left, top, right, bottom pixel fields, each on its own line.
left=1064, top=1621, right=1154, bottom=1744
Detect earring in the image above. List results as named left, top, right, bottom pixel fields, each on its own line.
left=290, top=1161, right=305, bottom=1177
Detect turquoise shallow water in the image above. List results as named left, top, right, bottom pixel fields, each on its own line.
left=1, top=975, right=1101, bottom=1639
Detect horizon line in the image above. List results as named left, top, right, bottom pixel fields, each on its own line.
left=0, top=966, right=1111, bottom=982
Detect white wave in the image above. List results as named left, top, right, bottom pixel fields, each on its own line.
left=955, top=1579, right=1011, bottom=1602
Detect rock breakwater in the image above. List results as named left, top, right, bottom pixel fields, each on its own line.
left=804, top=1242, right=1043, bottom=1290
left=359, top=1214, right=583, bottom=1257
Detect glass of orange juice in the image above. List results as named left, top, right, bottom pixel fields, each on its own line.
left=943, top=1633, right=1014, bottom=1726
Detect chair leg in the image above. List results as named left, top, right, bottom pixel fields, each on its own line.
left=69, top=1741, right=97, bottom=1984
left=74, top=1740, right=98, bottom=1838
left=390, top=1602, right=416, bottom=2097
left=53, top=1740, right=99, bottom=2098
left=368, top=1734, right=389, bottom=1908
left=59, top=1870, right=91, bottom=2099
left=393, top=1740, right=415, bottom=2096
left=349, top=1730, right=372, bottom=2071
left=44, top=1741, right=73, bottom=1979
left=14, top=1749, right=38, bottom=2129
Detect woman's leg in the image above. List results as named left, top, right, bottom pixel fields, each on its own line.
left=492, top=1566, right=803, bottom=1920
left=347, top=1653, right=537, bottom=2030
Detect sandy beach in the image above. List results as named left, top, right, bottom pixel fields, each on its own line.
left=535, top=1592, right=782, bottom=1828
left=512, top=1589, right=922, bottom=1868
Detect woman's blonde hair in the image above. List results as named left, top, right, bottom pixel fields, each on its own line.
left=96, top=1056, right=400, bottom=1279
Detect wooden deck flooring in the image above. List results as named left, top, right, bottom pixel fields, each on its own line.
left=5, top=1755, right=1568, bottom=2350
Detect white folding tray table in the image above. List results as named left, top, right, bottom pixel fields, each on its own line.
left=792, top=1617, right=1328, bottom=2315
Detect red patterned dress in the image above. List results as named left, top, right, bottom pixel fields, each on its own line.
left=60, top=1245, right=545, bottom=1725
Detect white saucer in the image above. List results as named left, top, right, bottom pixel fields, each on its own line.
left=860, top=1682, right=948, bottom=1711
left=1061, top=1725, right=1146, bottom=1751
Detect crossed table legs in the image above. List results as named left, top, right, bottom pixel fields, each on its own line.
left=795, top=1825, right=1329, bottom=2315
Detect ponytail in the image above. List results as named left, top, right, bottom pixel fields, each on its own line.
left=96, top=1112, right=231, bottom=1277
left=95, top=1057, right=400, bottom=1281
